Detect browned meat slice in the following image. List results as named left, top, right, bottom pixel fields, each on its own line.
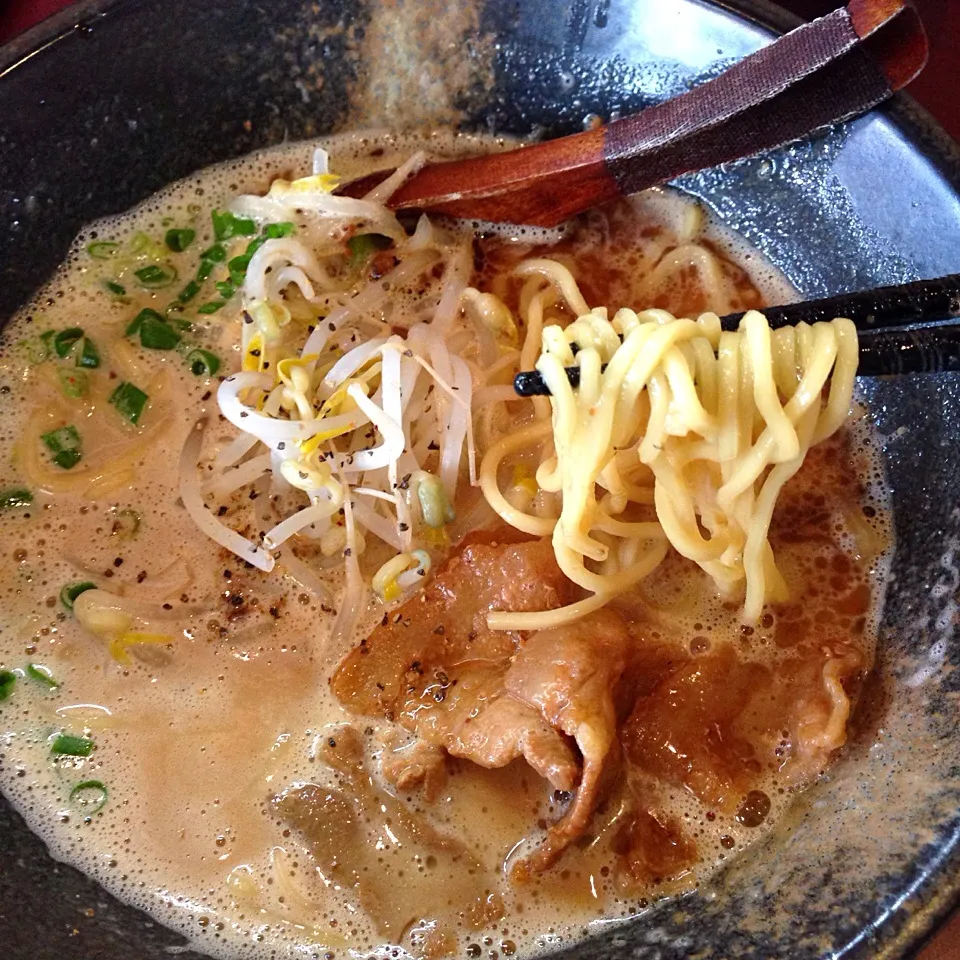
left=379, top=732, right=449, bottom=800
left=331, top=540, right=580, bottom=788
left=331, top=540, right=635, bottom=874
left=504, top=609, right=632, bottom=876
left=612, top=806, right=698, bottom=887
left=332, top=539, right=572, bottom=716
left=275, top=725, right=493, bottom=941
left=621, top=640, right=865, bottom=812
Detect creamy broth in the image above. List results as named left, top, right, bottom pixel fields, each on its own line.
left=0, top=131, right=892, bottom=959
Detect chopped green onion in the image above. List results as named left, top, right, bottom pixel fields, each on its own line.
left=77, top=337, right=100, bottom=369
left=102, top=280, right=128, bottom=299
left=58, top=368, right=89, bottom=398
left=176, top=280, right=201, bottom=304
left=51, top=734, right=93, bottom=757
left=60, top=581, right=95, bottom=610
left=201, top=243, right=227, bottom=263
left=186, top=348, right=221, bottom=377
left=21, top=335, right=50, bottom=364
left=212, top=209, right=256, bottom=241
left=164, top=228, right=196, bottom=252
left=245, top=236, right=267, bottom=258
left=110, top=508, right=140, bottom=539
left=138, top=315, right=181, bottom=350
left=109, top=382, right=149, bottom=424
left=42, top=425, right=82, bottom=470
left=69, top=779, right=108, bottom=812
left=87, top=241, right=120, bottom=260
left=134, top=263, right=178, bottom=289
left=53, top=449, right=81, bottom=469
left=53, top=327, right=84, bottom=358
left=126, top=308, right=163, bottom=337
left=41, top=425, right=80, bottom=453
left=128, top=232, right=165, bottom=259
left=347, top=233, right=392, bottom=266
left=196, top=260, right=215, bottom=282
left=0, top=487, right=32, bottom=510
left=264, top=221, right=296, bottom=239
left=0, top=670, right=15, bottom=701
left=227, top=253, right=251, bottom=277
left=197, top=301, right=226, bottom=315
left=215, top=281, right=236, bottom=299
left=27, top=663, right=59, bottom=689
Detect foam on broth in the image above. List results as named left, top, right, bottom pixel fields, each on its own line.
left=0, top=131, right=892, bottom=959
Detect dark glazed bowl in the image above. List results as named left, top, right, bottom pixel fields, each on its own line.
left=2, top=1, right=960, bottom=958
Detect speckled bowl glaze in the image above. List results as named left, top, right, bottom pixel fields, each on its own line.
left=1, top=1, right=959, bottom=958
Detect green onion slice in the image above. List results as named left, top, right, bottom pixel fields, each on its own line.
left=215, top=281, right=236, bottom=299
left=53, top=328, right=84, bottom=358
left=60, top=581, right=95, bottom=610
left=109, top=382, right=149, bottom=424
left=51, top=733, right=93, bottom=757
left=138, top=315, right=181, bottom=351
left=186, top=348, right=221, bottom=377
left=0, top=670, right=15, bottom=701
left=347, top=233, right=392, bottom=266
left=102, top=280, right=128, bottom=299
left=134, top=263, right=178, bottom=289
left=69, top=779, right=108, bottom=812
left=264, top=221, right=296, bottom=239
left=176, top=280, right=202, bottom=304
left=27, top=663, right=59, bottom=689
left=164, top=228, right=196, bottom=252
left=212, top=210, right=256, bottom=241
left=200, top=243, right=227, bottom=263
left=87, top=241, right=120, bottom=260
left=126, top=308, right=163, bottom=337
left=0, top=487, right=33, bottom=510
left=197, top=301, right=226, bottom=315
left=77, top=337, right=101, bottom=369
left=58, top=368, right=89, bottom=398
left=41, top=425, right=80, bottom=454
left=41, top=426, right=82, bottom=469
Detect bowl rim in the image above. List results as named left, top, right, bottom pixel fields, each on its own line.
left=1, top=1, right=959, bottom=958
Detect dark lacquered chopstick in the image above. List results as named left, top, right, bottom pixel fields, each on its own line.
left=513, top=274, right=960, bottom=396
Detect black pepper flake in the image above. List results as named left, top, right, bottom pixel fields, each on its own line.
left=343, top=548, right=352, bottom=557
left=328, top=322, right=336, bottom=331
left=428, top=440, right=439, bottom=451
left=217, top=506, right=229, bottom=516
left=162, top=603, right=173, bottom=610
left=277, top=442, right=285, bottom=450
left=113, top=557, right=123, bottom=567
left=376, top=682, right=385, bottom=691
left=398, top=522, right=409, bottom=532
left=327, top=738, right=337, bottom=748
left=223, top=569, right=232, bottom=579
left=248, top=490, right=259, bottom=500
left=381, top=613, right=389, bottom=626
left=433, top=625, right=445, bottom=635
left=240, top=411, right=248, bottom=418
left=242, top=311, right=254, bottom=324
left=201, top=390, right=212, bottom=401
left=229, top=594, right=244, bottom=607
left=249, top=349, right=261, bottom=358
left=136, top=571, right=147, bottom=583
left=269, top=606, right=280, bottom=619
left=403, top=348, right=413, bottom=358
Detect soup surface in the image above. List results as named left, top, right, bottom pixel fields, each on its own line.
left=0, top=131, right=891, bottom=959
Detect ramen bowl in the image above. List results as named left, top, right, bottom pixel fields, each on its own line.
left=1, top=1, right=959, bottom=958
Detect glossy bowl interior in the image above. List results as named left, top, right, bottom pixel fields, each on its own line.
left=2, top=1, right=960, bottom=958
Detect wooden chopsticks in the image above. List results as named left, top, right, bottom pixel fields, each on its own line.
left=339, top=1, right=927, bottom=228
left=512, top=273, right=960, bottom=397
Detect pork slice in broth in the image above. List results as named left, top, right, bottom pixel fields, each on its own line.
left=332, top=540, right=635, bottom=874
